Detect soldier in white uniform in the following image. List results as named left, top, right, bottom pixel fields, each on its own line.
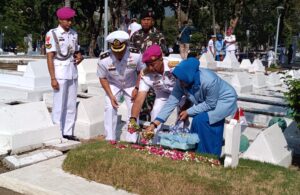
left=224, top=27, right=236, bottom=55
left=128, top=45, right=186, bottom=142
left=46, top=7, right=83, bottom=141
left=97, top=30, right=145, bottom=142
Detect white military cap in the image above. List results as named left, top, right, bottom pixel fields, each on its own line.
left=106, top=30, right=129, bottom=52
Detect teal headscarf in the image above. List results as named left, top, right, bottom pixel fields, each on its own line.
left=172, top=57, right=200, bottom=94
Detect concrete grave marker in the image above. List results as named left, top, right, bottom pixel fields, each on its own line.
left=223, top=119, right=241, bottom=168
left=77, top=58, right=99, bottom=85
left=252, top=72, right=267, bottom=89
left=74, top=96, right=105, bottom=139
left=251, top=59, right=265, bottom=73
left=240, top=59, right=252, bottom=70
left=267, top=73, right=282, bottom=87
left=199, top=52, right=217, bottom=69
left=218, top=53, right=240, bottom=69
left=242, top=123, right=292, bottom=168
left=231, top=72, right=253, bottom=94
left=0, top=101, right=61, bottom=154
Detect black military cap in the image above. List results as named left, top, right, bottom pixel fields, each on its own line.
left=140, top=10, right=155, bottom=19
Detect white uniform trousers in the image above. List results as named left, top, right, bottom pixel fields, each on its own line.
left=104, top=90, right=137, bottom=142
left=52, top=79, right=78, bottom=136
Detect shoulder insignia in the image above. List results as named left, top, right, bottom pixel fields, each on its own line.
left=129, top=47, right=140, bottom=54
left=100, top=52, right=110, bottom=59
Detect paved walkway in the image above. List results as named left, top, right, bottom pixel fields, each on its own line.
left=0, top=156, right=133, bottom=195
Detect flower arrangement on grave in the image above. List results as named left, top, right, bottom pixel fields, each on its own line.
left=127, top=117, right=142, bottom=134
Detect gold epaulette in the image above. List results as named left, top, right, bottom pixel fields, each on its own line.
left=100, top=52, right=110, bottom=59
left=141, top=67, right=151, bottom=76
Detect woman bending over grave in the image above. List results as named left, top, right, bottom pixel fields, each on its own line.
left=145, top=57, right=238, bottom=156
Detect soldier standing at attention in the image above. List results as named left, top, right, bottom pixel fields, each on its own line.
left=46, top=7, right=83, bottom=141
left=97, top=30, right=145, bottom=143
left=130, top=10, right=169, bottom=56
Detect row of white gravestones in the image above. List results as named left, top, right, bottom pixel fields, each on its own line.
left=199, top=52, right=217, bottom=69
left=216, top=53, right=240, bottom=69
left=240, top=59, right=265, bottom=73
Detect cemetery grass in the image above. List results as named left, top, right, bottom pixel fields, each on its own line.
left=63, top=141, right=300, bottom=195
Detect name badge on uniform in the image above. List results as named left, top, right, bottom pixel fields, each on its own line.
left=108, top=64, right=116, bottom=71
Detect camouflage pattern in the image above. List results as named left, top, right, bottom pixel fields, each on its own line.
left=130, top=27, right=169, bottom=55
left=130, top=27, right=169, bottom=122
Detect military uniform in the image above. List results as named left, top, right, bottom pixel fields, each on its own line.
left=130, top=27, right=169, bottom=55
left=139, top=58, right=176, bottom=127
left=46, top=24, right=79, bottom=136
left=97, top=31, right=144, bottom=142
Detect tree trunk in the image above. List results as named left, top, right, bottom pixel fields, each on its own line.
left=229, top=0, right=244, bottom=32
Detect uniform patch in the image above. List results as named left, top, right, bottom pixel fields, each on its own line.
left=129, top=47, right=140, bottom=53
left=100, top=52, right=110, bottom=59
left=45, top=44, right=52, bottom=49
left=46, top=36, right=51, bottom=44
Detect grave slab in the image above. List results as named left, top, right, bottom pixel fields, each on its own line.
left=74, top=96, right=105, bottom=139
left=51, top=140, right=81, bottom=152
left=2, top=149, right=63, bottom=169
left=251, top=59, right=265, bottom=73
left=230, top=72, right=253, bottom=94
left=252, top=72, right=267, bottom=89
left=223, top=119, right=241, bottom=168
left=242, top=123, right=292, bottom=168
left=199, top=52, right=217, bottom=69
left=242, top=127, right=262, bottom=143
left=267, top=73, right=282, bottom=87
left=77, top=58, right=99, bottom=85
left=218, top=53, right=240, bottom=69
left=0, top=156, right=132, bottom=195
left=0, top=101, right=62, bottom=154
left=240, top=59, right=252, bottom=70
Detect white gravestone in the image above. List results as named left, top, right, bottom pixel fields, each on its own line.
left=0, top=102, right=61, bottom=154
left=251, top=59, right=265, bottom=73
left=218, top=53, right=240, bottom=69
left=230, top=72, right=253, bottom=94
left=199, top=52, right=217, bottom=69
left=74, top=96, right=105, bottom=139
left=252, top=72, right=267, bottom=89
left=240, top=59, right=252, bottom=70
left=242, top=123, right=292, bottom=168
left=223, top=119, right=241, bottom=168
left=267, top=73, right=282, bottom=87
left=77, top=58, right=99, bottom=85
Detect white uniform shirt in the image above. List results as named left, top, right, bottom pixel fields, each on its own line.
left=128, top=22, right=142, bottom=37
left=46, top=25, right=79, bottom=80
left=97, top=47, right=144, bottom=95
left=207, top=39, right=215, bottom=54
left=225, top=35, right=236, bottom=52
left=139, top=59, right=176, bottom=100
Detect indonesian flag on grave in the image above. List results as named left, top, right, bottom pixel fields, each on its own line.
left=233, top=108, right=248, bottom=126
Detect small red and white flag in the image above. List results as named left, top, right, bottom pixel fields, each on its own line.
left=233, top=108, right=248, bottom=126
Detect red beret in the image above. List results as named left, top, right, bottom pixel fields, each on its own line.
left=56, top=7, right=76, bottom=20
left=142, top=45, right=162, bottom=63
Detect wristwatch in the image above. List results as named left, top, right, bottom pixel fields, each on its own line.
left=150, top=121, right=158, bottom=128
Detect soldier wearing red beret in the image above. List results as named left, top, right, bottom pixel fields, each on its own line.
left=45, top=7, right=83, bottom=141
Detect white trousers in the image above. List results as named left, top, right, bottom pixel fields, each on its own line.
left=104, top=90, right=136, bottom=142
left=52, top=79, right=78, bottom=136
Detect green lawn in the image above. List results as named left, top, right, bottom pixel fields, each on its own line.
left=63, top=141, right=300, bottom=195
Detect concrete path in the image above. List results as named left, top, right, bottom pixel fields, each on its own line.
left=0, top=156, right=133, bottom=195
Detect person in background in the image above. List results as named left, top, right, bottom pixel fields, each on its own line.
left=178, top=21, right=194, bottom=59
left=127, top=17, right=142, bottom=38
left=207, top=34, right=216, bottom=58
left=145, top=58, right=237, bottom=156
left=130, top=10, right=169, bottom=56
left=215, top=33, right=225, bottom=61
left=224, top=27, right=236, bottom=56
left=267, top=47, right=275, bottom=67
left=46, top=7, right=83, bottom=141
left=97, top=30, right=144, bottom=143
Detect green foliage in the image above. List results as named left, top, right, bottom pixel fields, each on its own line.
left=162, top=17, right=177, bottom=47
left=284, top=75, right=300, bottom=129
